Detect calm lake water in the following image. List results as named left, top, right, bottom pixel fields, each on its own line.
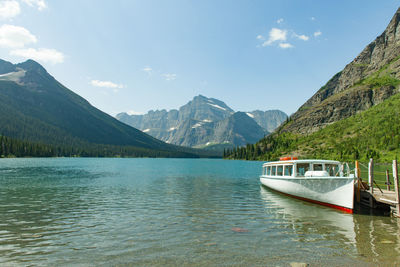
left=0, top=158, right=399, bottom=266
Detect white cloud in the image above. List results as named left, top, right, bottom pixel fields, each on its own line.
left=143, top=66, right=152, bottom=72
left=314, top=31, right=322, bottom=37
left=294, top=33, right=309, bottom=41
left=162, top=73, right=177, bottom=81
left=256, top=34, right=264, bottom=40
left=0, top=0, right=20, bottom=19
left=310, top=17, right=316, bottom=21
left=142, top=66, right=152, bottom=75
left=21, top=0, right=46, bottom=11
left=262, top=28, right=287, bottom=46
left=10, top=48, right=64, bottom=64
left=276, top=18, right=284, bottom=24
left=90, top=79, right=124, bottom=89
left=127, top=110, right=144, bottom=115
left=0, top=24, right=37, bottom=48
left=279, top=43, right=293, bottom=49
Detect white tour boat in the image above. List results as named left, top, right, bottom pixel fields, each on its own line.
left=260, top=157, right=355, bottom=213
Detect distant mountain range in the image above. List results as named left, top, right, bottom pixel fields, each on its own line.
left=227, top=7, right=400, bottom=161
left=0, top=59, right=210, bottom=158
left=116, top=95, right=287, bottom=149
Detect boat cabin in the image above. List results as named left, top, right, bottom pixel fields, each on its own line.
left=262, top=159, right=342, bottom=178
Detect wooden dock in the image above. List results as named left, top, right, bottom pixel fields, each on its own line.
left=355, top=159, right=400, bottom=217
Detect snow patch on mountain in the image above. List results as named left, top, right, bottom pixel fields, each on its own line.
left=192, top=122, right=203, bottom=129
left=207, top=103, right=226, bottom=111
left=246, top=112, right=255, bottom=118
left=0, top=69, right=25, bottom=84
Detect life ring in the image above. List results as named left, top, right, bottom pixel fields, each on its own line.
left=279, top=156, right=298, bottom=161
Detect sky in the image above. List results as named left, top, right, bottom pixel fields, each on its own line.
left=0, top=1, right=399, bottom=116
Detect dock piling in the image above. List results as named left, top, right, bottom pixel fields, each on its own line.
left=368, top=159, right=374, bottom=207
left=355, top=161, right=361, bottom=203
left=393, top=160, right=400, bottom=217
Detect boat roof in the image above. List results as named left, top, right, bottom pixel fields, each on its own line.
left=262, top=159, right=341, bottom=166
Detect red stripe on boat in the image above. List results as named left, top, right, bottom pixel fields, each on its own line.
left=268, top=187, right=353, bottom=214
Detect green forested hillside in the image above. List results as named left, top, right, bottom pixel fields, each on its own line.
left=0, top=60, right=168, bottom=149
left=0, top=59, right=216, bottom=158
left=225, top=92, right=400, bottom=162
left=0, top=135, right=201, bottom=158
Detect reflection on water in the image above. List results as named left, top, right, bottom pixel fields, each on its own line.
left=259, top=187, right=357, bottom=245
left=0, top=158, right=399, bottom=266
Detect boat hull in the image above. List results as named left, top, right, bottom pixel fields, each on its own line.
left=260, top=176, right=354, bottom=213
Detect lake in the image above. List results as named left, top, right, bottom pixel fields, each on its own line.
left=0, top=158, right=399, bottom=266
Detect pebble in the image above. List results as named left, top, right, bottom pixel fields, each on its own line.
left=290, top=262, right=309, bottom=267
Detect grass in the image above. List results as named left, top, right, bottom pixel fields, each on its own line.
left=362, top=75, right=400, bottom=89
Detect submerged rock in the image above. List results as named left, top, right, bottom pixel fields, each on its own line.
left=231, top=227, right=249, bottom=233
left=290, top=262, right=309, bottom=267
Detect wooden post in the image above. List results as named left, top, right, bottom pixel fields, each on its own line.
left=369, top=158, right=374, bottom=194
left=356, top=160, right=361, bottom=203
left=386, top=170, right=391, bottom=191
left=393, top=160, right=400, bottom=217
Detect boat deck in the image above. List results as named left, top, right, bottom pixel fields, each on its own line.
left=358, top=189, right=400, bottom=216
left=372, top=190, right=398, bottom=206
left=354, top=159, right=400, bottom=217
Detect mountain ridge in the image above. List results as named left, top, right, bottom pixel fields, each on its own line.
left=281, top=7, right=400, bottom=134
left=225, top=7, right=400, bottom=161
left=117, top=95, right=287, bottom=149
left=0, top=59, right=211, bottom=158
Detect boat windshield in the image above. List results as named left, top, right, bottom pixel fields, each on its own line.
left=296, top=163, right=310, bottom=177
left=326, top=164, right=339, bottom=176
left=313, top=164, right=323, bottom=171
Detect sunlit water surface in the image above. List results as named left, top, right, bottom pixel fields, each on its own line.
left=0, top=158, right=400, bottom=266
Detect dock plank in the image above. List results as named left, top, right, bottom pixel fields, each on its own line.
left=372, top=190, right=398, bottom=206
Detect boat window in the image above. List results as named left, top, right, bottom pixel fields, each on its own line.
left=296, top=163, right=310, bottom=177
left=325, top=164, right=339, bottom=176
left=284, top=165, right=293, bottom=176
left=266, top=166, right=271, bottom=175
left=277, top=165, right=283, bottom=176
left=271, top=166, right=276, bottom=176
left=313, top=164, right=323, bottom=171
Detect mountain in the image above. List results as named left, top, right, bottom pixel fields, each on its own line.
left=117, top=95, right=235, bottom=142
left=282, top=8, right=400, bottom=134
left=226, top=7, right=400, bottom=162
left=246, top=110, right=288, bottom=133
left=116, top=95, right=287, bottom=149
left=0, top=59, right=206, bottom=157
left=167, top=111, right=266, bottom=148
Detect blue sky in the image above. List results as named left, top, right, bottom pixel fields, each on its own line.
left=0, top=1, right=399, bottom=116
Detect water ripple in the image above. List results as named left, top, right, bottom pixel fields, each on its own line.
left=0, top=158, right=398, bottom=266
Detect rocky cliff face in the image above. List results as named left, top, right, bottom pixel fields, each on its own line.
left=117, top=95, right=287, bottom=148
left=283, top=7, right=400, bottom=134
left=248, top=110, right=288, bottom=132
left=166, top=111, right=267, bottom=148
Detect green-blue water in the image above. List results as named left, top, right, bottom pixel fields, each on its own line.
left=0, top=158, right=399, bottom=266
